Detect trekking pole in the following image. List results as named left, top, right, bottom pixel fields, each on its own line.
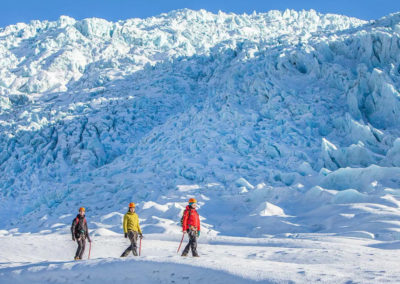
left=139, top=238, right=142, bottom=256
left=177, top=233, right=184, bottom=254
left=88, top=242, right=92, bottom=260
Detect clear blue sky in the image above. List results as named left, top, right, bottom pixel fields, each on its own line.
left=1, top=0, right=399, bottom=28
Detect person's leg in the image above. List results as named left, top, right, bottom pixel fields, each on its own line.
left=182, top=230, right=194, bottom=256
left=131, top=231, right=138, bottom=256
left=78, top=238, right=86, bottom=259
left=121, top=246, right=132, bottom=257
left=121, top=232, right=133, bottom=257
left=74, top=238, right=81, bottom=259
left=189, top=230, right=199, bottom=256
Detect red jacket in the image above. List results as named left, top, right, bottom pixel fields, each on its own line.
left=182, top=205, right=200, bottom=232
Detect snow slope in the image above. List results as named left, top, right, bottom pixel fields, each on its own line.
left=0, top=9, right=400, bottom=243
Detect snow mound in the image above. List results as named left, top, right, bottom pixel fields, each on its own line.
left=92, top=228, right=120, bottom=236
left=332, top=189, right=368, bottom=204
left=256, top=202, right=287, bottom=217
left=322, top=166, right=400, bottom=192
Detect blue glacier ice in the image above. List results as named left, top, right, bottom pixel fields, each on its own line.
left=0, top=9, right=400, bottom=240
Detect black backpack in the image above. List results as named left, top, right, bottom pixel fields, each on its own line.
left=74, top=216, right=86, bottom=236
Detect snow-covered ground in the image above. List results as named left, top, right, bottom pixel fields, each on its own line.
left=1, top=232, right=400, bottom=283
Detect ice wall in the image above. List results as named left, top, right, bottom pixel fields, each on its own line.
left=0, top=9, right=400, bottom=239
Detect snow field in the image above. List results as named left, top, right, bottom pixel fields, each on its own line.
left=1, top=233, right=400, bottom=283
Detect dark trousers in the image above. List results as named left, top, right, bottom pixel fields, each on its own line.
left=75, top=236, right=86, bottom=259
left=122, top=231, right=138, bottom=256
left=182, top=230, right=198, bottom=256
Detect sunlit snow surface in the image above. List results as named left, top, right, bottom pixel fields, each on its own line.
left=0, top=8, right=400, bottom=245
left=1, top=232, right=400, bottom=283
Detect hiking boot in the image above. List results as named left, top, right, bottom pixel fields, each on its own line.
left=133, top=250, right=138, bottom=256
left=193, top=254, right=200, bottom=257
left=181, top=253, right=188, bottom=257
left=121, top=252, right=129, bottom=257
left=74, top=257, right=80, bottom=260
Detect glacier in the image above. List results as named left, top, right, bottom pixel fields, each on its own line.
left=0, top=8, right=400, bottom=243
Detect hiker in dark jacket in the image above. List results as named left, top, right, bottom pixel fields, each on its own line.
left=71, top=207, right=91, bottom=260
left=181, top=198, right=200, bottom=257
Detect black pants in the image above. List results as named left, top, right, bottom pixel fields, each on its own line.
left=122, top=231, right=138, bottom=256
left=182, top=230, right=198, bottom=256
left=75, top=236, right=86, bottom=259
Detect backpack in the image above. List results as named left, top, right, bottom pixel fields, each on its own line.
left=180, top=208, right=191, bottom=227
left=74, top=217, right=87, bottom=236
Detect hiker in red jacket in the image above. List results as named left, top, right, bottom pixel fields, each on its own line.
left=71, top=207, right=91, bottom=260
left=181, top=198, right=200, bottom=257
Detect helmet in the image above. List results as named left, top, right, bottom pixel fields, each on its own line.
left=129, top=202, right=136, bottom=208
left=188, top=198, right=197, bottom=204
left=79, top=207, right=85, bottom=212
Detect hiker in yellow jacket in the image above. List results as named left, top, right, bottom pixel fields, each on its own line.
left=121, top=202, right=143, bottom=257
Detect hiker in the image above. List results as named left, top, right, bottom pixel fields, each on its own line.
left=121, top=202, right=143, bottom=257
left=71, top=207, right=91, bottom=260
left=181, top=198, right=200, bottom=257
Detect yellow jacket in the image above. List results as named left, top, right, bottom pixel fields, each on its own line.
left=123, top=211, right=142, bottom=234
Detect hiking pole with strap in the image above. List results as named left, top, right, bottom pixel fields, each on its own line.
left=177, top=233, right=185, bottom=254
left=139, top=238, right=142, bottom=256
left=88, top=242, right=92, bottom=260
